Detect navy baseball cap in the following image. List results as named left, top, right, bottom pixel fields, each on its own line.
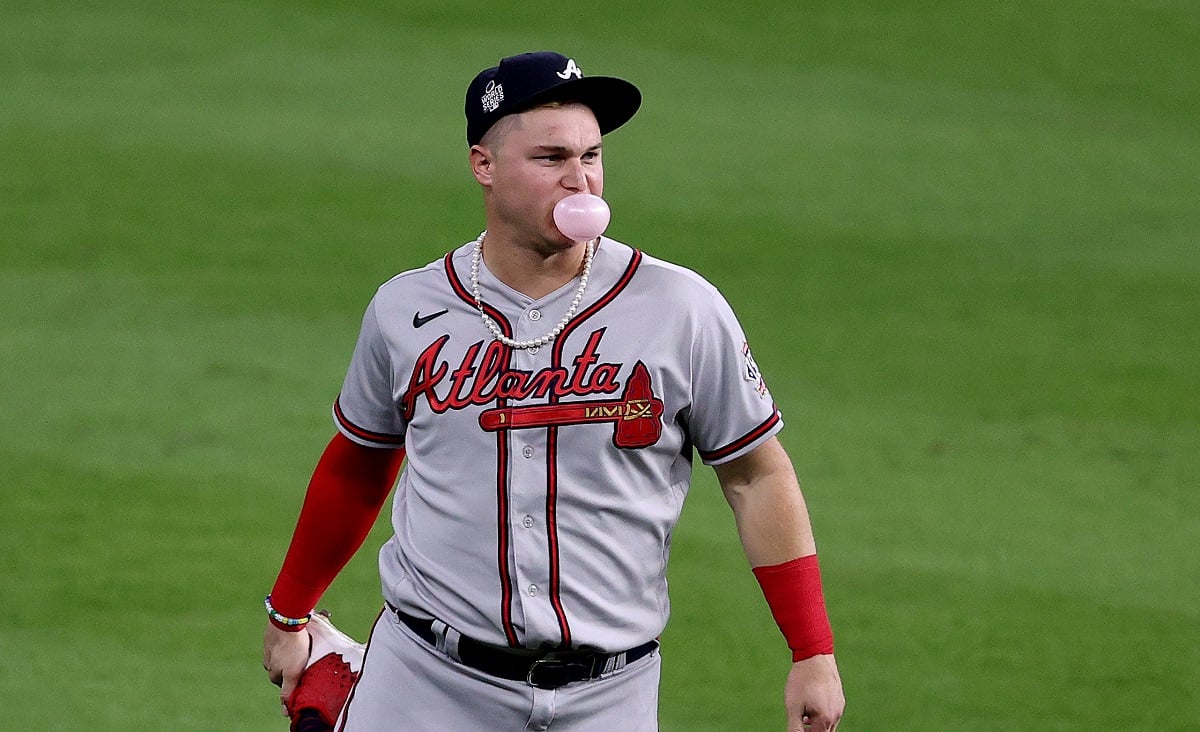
left=465, top=51, right=642, bottom=146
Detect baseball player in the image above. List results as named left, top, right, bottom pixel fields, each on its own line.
left=263, top=51, right=844, bottom=731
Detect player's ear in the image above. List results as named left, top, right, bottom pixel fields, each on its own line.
left=470, top=145, right=495, bottom=187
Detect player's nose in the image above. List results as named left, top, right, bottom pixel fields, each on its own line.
left=561, top=159, right=589, bottom=193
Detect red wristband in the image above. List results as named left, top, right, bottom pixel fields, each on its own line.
left=752, top=554, right=834, bottom=662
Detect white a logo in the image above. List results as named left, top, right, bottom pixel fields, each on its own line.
left=556, top=58, right=583, bottom=80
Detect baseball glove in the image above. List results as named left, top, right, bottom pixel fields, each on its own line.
left=288, top=612, right=366, bottom=732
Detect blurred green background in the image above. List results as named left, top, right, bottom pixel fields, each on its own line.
left=2, top=1, right=1197, bottom=729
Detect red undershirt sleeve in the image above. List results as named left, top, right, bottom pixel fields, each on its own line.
left=268, top=432, right=406, bottom=623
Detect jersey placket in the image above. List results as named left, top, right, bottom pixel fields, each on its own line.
left=504, top=304, right=566, bottom=647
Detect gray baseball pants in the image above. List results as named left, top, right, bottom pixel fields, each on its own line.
left=337, top=609, right=661, bottom=731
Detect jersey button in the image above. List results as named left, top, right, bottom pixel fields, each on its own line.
left=528, top=584, right=539, bottom=597
left=522, top=515, right=534, bottom=529
left=529, top=346, right=540, bottom=356
left=522, top=446, right=534, bottom=459
left=528, top=309, right=542, bottom=321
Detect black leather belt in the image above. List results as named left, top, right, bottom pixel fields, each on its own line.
left=393, top=607, right=658, bottom=690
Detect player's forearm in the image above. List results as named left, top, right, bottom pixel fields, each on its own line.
left=715, top=437, right=817, bottom=566
left=716, top=438, right=836, bottom=665
left=269, top=433, right=405, bottom=620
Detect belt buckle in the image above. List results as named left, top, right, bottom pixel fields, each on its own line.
left=525, top=657, right=588, bottom=690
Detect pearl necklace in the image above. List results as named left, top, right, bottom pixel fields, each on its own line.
left=469, top=230, right=594, bottom=350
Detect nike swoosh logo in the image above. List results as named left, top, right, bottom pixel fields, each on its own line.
left=412, top=309, right=449, bottom=328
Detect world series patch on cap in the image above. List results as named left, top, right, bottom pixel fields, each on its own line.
left=465, top=51, right=642, bottom=146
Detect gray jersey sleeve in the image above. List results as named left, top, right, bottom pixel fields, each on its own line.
left=686, top=284, right=782, bottom=465
left=332, top=296, right=407, bottom=447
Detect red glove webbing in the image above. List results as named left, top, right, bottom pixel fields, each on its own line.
left=752, top=554, right=835, bottom=662
left=268, top=433, right=405, bottom=630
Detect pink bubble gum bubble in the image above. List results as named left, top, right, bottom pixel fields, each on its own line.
left=553, top=193, right=611, bottom=242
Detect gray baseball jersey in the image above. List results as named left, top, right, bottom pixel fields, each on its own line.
left=333, top=236, right=781, bottom=653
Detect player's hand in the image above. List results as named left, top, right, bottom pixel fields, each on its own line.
left=263, top=623, right=312, bottom=717
left=784, top=653, right=844, bottom=731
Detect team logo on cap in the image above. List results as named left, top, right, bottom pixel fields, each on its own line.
left=481, top=80, right=504, bottom=113
left=556, top=58, right=583, bottom=80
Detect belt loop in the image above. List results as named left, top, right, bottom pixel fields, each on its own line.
left=430, top=619, right=449, bottom=654
left=601, top=650, right=627, bottom=675
left=430, top=619, right=463, bottom=662
left=444, top=625, right=463, bottom=662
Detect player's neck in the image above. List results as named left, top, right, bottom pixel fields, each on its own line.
left=479, top=231, right=589, bottom=300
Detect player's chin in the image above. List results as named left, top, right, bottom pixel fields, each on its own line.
left=553, top=231, right=580, bottom=248
left=542, top=222, right=579, bottom=249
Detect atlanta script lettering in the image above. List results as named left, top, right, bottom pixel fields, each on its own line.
left=401, top=329, right=620, bottom=418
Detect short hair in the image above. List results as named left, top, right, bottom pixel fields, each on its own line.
left=476, top=101, right=589, bottom=150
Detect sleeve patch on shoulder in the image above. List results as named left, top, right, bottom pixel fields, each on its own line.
left=742, top=342, right=769, bottom=398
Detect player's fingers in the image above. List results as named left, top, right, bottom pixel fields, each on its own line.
left=263, top=645, right=282, bottom=687
left=796, top=710, right=837, bottom=732
left=788, top=704, right=826, bottom=729
left=279, top=673, right=300, bottom=717
left=263, top=623, right=310, bottom=715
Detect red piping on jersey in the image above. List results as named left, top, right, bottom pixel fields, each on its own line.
left=544, top=425, right=565, bottom=642
left=333, top=397, right=406, bottom=445
left=697, top=407, right=783, bottom=462
left=544, top=248, right=644, bottom=647
left=335, top=606, right=385, bottom=732
left=444, top=251, right=511, bottom=335
left=445, top=251, right=520, bottom=647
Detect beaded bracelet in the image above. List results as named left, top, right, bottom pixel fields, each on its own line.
left=264, top=595, right=312, bottom=628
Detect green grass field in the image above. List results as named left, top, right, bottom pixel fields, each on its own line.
left=2, top=1, right=1197, bottom=729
